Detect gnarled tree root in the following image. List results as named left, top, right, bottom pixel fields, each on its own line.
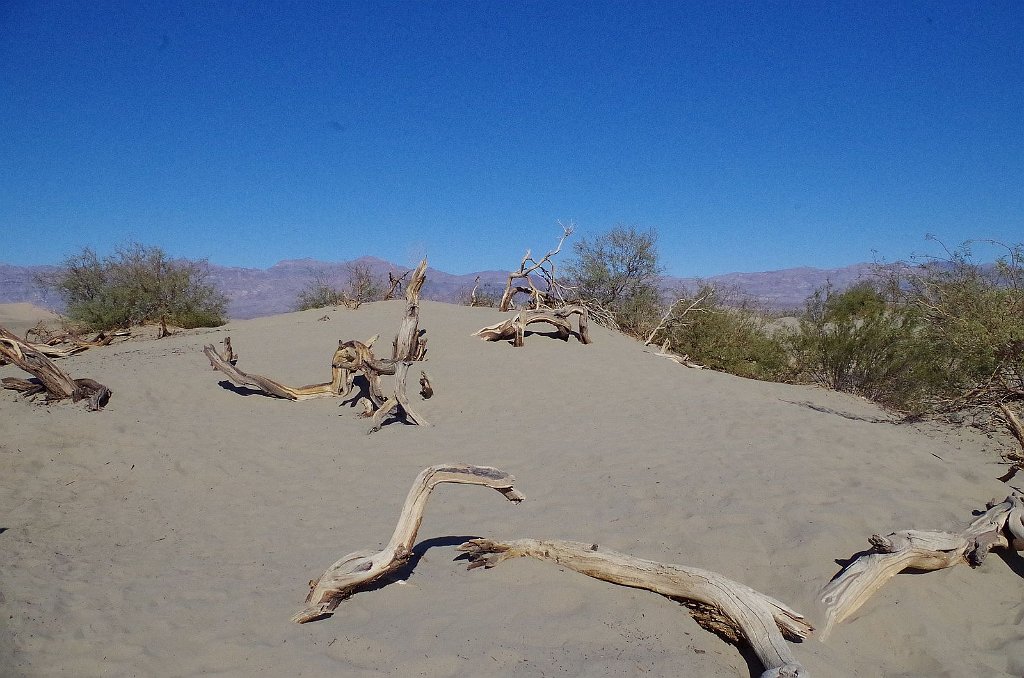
left=458, top=538, right=812, bottom=678
left=292, top=464, right=525, bottom=623
left=473, top=305, right=592, bottom=347
left=820, top=492, right=1024, bottom=640
left=203, top=342, right=345, bottom=400
left=0, top=326, right=111, bottom=409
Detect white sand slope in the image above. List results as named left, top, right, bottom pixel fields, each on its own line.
left=1, top=300, right=1021, bottom=677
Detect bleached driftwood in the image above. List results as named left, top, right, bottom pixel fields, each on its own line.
left=292, top=464, right=525, bottom=623
left=203, top=341, right=349, bottom=400
left=649, top=339, right=705, bottom=369
left=367, top=258, right=429, bottom=432
left=473, top=305, right=592, bottom=347
left=819, top=493, right=1024, bottom=640
left=0, top=326, right=111, bottom=410
left=458, top=538, right=812, bottom=678
left=499, top=224, right=574, bottom=312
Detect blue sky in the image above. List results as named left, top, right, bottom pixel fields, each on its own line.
left=2, top=1, right=1021, bottom=276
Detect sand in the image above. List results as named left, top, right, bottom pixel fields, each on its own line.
left=1, top=300, right=1021, bottom=677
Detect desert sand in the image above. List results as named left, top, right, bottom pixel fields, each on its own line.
left=1, top=299, right=1022, bottom=677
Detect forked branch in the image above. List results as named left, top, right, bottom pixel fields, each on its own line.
left=458, top=538, right=812, bottom=678
left=292, top=464, right=525, bottom=623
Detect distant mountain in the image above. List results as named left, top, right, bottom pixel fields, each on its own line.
left=0, top=257, right=881, bottom=319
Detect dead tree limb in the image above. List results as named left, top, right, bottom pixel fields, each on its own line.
left=458, top=538, right=812, bottom=678
left=499, top=223, right=574, bottom=312
left=473, top=305, right=592, bottom=347
left=393, top=258, right=428, bottom=361
left=384, top=270, right=410, bottom=301
left=203, top=341, right=347, bottom=400
left=998, top=403, right=1024, bottom=481
left=644, top=289, right=715, bottom=346
left=0, top=326, right=111, bottom=408
left=819, top=493, right=1024, bottom=640
left=292, top=464, right=525, bottom=623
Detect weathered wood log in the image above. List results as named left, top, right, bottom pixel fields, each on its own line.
left=419, top=370, right=433, bottom=399
left=292, top=464, right=525, bottom=623
left=474, top=305, right=592, bottom=347
left=819, top=493, right=1024, bottom=640
left=393, top=258, right=428, bottom=361
left=367, top=361, right=430, bottom=433
left=206, top=336, right=237, bottom=368
left=458, top=538, right=812, bottom=678
left=203, top=342, right=346, bottom=400
left=0, top=326, right=111, bottom=408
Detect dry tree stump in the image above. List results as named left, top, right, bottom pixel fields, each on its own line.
left=458, top=538, right=812, bottom=678
left=473, top=305, right=592, bottom=347
left=819, top=492, right=1024, bottom=640
left=292, top=464, right=525, bottom=623
left=0, top=326, right=111, bottom=410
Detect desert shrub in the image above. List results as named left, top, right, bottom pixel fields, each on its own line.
left=345, top=262, right=384, bottom=304
left=886, top=240, right=1024, bottom=411
left=296, top=263, right=385, bottom=310
left=662, top=286, right=791, bottom=380
left=295, top=270, right=347, bottom=310
left=564, top=225, right=663, bottom=336
left=790, top=281, right=936, bottom=409
left=43, top=244, right=227, bottom=330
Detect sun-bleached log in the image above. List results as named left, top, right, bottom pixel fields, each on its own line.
left=292, top=464, right=525, bottom=624
left=473, top=305, right=592, bottom=347
left=819, top=493, right=1024, bottom=640
left=458, top=538, right=811, bottom=678
left=392, top=258, right=428, bottom=361
left=203, top=342, right=346, bottom=400
left=0, top=326, right=111, bottom=409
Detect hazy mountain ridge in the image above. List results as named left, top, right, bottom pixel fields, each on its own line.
left=0, top=258, right=881, bottom=319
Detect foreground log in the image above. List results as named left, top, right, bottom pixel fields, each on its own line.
left=0, top=326, right=111, bottom=409
left=458, top=538, right=811, bottom=678
left=819, top=493, right=1024, bottom=640
left=473, top=305, right=592, bottom=347
left=292, top=464, right=525, bottom=623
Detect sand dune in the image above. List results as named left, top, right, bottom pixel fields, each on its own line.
left=0, top=303, right=60, bottom=339
left=1, top=300, right=1021, bottom=677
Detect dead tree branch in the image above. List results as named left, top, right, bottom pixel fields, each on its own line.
left=292, top=464, right=525, bottom=623
left=458, top=538, right=812, bottom=678
left=819, top=493, right=1024, bottom=640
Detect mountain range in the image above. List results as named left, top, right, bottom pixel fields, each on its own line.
left=0, top=256, right=880, bottom=319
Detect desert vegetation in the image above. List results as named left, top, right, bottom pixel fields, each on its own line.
left=295, top=262, right=386, bottom=311
left=40, top=243, right=227, bottom=330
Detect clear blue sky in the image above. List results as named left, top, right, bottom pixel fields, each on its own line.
left=2, top=1, right=1021, bottom=276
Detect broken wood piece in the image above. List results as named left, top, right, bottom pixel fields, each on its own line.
left=0, top=326, right=112, bottom=408
left=203, top=341, right=345, bottom=400
left=458, top=538, right=811, bottom=678
left=419, top=370, right=433, bottom=399
left=499, top=224, right=574, bottom=312
left=207, top=336, right=237, bottom=368
left=292, top=464, right=525, bottom=623
left=473, top=305, right=592, bottom=347
left=366, top=361, right=430, bottom=433
left=819, top=492, right=1024, bottom=640
left=392, top=258, right=428, bottom=361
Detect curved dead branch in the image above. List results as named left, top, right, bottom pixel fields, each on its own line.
left=820, top=492, right=1024, bottom=640
left=473, top=306, right=592, bottom=347
left=458, top=538, right=811, bottom=678
left=292, top=464, right=525, bottom=623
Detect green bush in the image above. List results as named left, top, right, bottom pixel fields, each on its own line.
left=885, top=240, right=1024, bottom=411
left=662, top=286, right=791, bottom=381
left=564, top=225, right=663, bottom=337
left=295, top=270, right=347, bottom=310
left=790, top=281, right=936, bottom=409
left=43, top=244, right=227, bottom=330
